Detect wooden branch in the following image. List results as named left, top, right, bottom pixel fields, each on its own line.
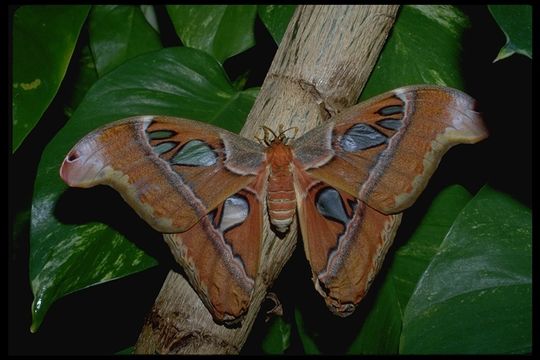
left=134, top=5, right=399, bottom=354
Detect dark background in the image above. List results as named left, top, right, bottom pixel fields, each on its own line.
left=8, top=5, right=531, bottom=354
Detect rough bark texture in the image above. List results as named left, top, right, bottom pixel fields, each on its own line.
left=134, top=5, right=399, bottom=354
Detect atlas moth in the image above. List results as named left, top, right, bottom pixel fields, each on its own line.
left=60, top=85, right=488, bottom=324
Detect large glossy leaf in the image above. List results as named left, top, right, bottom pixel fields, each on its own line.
left=166, top=5, right=257, bottom=63
left=400, top=186, right=532, bottom=354
left=12, top=5, right=90, bottom=152
left=390, top=185, right=473, bottom=313
left=345, top=277, right=402, bottom=354
left=140, top=5, right=159, bottom=33
left=489, top=5, right=532, bottom=62
left=30, top=47, right=258, bottom=332
left=257, top=5, right=296, bottom=45
left=88, top=5, right=162, bottom=76
left=360, top=5, right=470, bottom=100
left=345, top=185, right=472, bottom=354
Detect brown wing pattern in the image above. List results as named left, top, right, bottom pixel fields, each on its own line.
left=59, top=85, right=488, bottom=323
left=294, top=167, right=401, bottom=316
left=163, top=180, right=264, bottom=324
left=60, top=116, right=266, bottom=233
left=295, top=85, right=488, bottom=214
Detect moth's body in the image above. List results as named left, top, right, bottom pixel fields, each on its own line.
left=265, top=140, right=296, bottom=233
left=59, top=85, right=488, bottom=324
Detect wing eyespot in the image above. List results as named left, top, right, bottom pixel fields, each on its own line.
left=377, top=104, right=403, bottom=116
left=170, top=140, right=218, bottom=167
left=315, top=187, right=351, bottom=226
left=376, top=118, right=403, bottom=131
left=340, top=124, right=388, bottom=152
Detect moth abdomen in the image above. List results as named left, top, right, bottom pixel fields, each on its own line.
left=267, top=187, right=296, bottom=234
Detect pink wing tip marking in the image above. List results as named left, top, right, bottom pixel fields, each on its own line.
left=60, top=150, right=80, bottom=186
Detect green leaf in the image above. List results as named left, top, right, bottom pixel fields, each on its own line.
left=400, top=186, right=532, bottom=354
left=361, top=5, right=471, bottom=100
left=346, top=185, right=472, bottom=354
left=257, top=5, right=296, bottom=44
left=140, top=5, right=159, bottom=33
left=231, top=69, right=251, bottom=91
left=346, top=277, right=402, bottom=354
left=262, top=316, right=292, bottom=354
left=391, top=185, right=473, bottom=313
left=12, top=5, right=90, bottom=152
left=489, top=5, right=532, bottom=62
left=30, top=47, right=258, bottom=332
left=64, top=45, right=99, bottom=118
left=166, top=5, right=257, bottom=63
left=294, top=308, right=321, bottom=354
left=88, top=5, right=162, bottom=76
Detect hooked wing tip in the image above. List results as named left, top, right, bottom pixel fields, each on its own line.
left=315, top=279, right=358, bottom=317
left=59, top=147, right=101, bottom=188
left=60, top=149, right=82, bottom=187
